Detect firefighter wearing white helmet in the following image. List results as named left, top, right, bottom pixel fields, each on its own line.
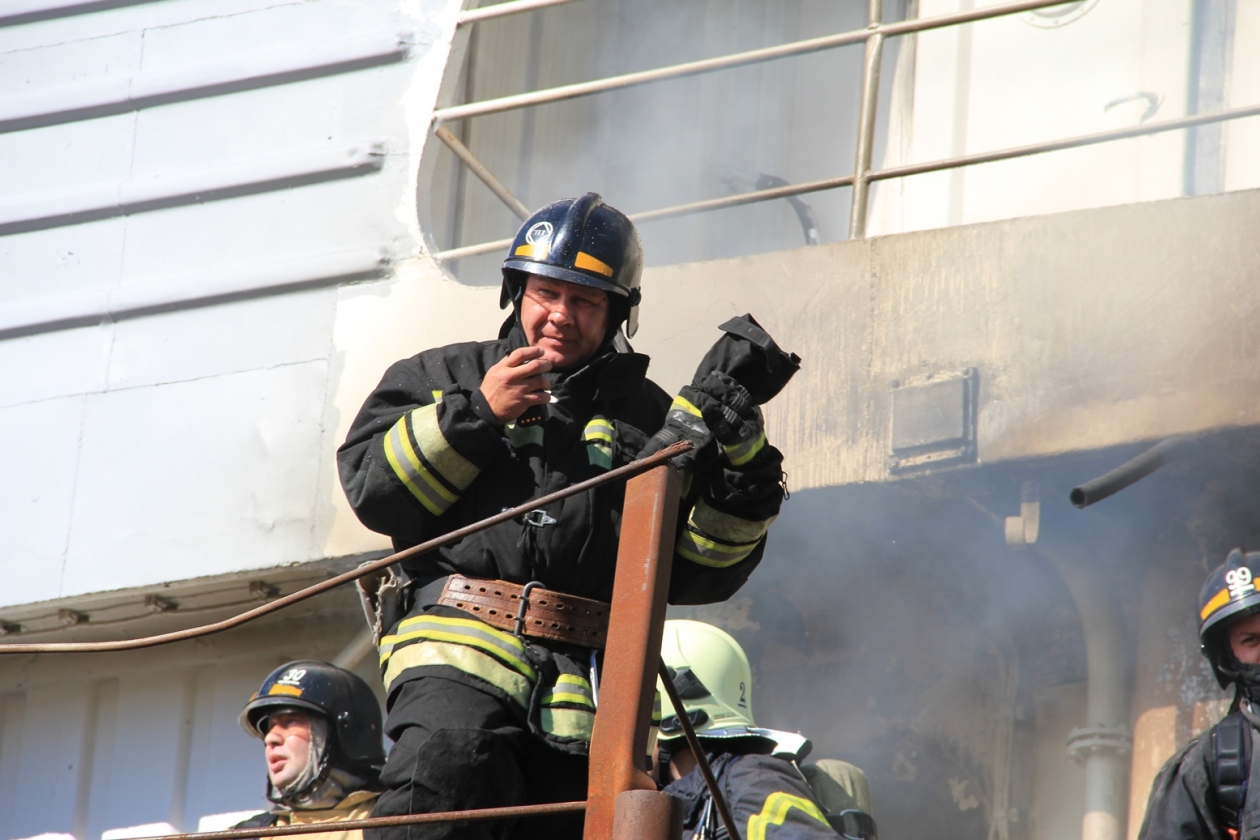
left=658, top=620, right=877, bottom=840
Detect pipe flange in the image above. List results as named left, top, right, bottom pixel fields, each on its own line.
left=1066, top=724, right=1132, bottom=762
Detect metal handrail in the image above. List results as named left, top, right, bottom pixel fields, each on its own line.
left=0, top=442, right=689, bottom=654
left=432, top=101, right=1260, bottom=262
left=433, top=0, right=1260, bottom=256
left=130, top=802, right=587, bottom=840
left=457, top=0, right=584, bottom=26
left=434, top=0, right=1069, bottom=124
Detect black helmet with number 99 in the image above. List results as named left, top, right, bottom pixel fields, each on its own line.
left=1199, top=549, right=1260, bottom=690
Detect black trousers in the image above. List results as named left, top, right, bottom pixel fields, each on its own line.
left=366, top=675, right=588, bottom=840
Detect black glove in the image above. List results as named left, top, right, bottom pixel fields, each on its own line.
left=639, top=383, right=717, bottom=473
left=692, top=371, right=767, bottom=467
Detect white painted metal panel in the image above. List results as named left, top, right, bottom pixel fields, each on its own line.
left=3, top=685, right=90, bottom=839
left=0, top=329, right=111, bottom=407
left=60, top=360, right=330, bottom=599
left=105, top=289, right=338, bottom=390
left=0, top=397, right=87, bottom=606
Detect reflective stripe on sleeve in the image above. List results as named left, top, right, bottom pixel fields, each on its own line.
left=671, top=395, right=703, bottom=418
left=583, top=416, right=614, bottom=469
left=541, top=708, right=594, bottom=742
left=721, top=429, right=766, bottom=466
left=380, top=614, right=536, bottom=681
left=383, top=404, right=479, bottom=516
left=542, top=674, right=595, bottom=709
left=676, top=499, right=774, bottom=569
left=747, top=792, right=831, bottom=840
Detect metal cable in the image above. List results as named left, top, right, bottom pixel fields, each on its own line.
left=0, top=442, right=690, bottom=655
left=659, top=661, right=743, bottom=840
left=131, top=801, right=587, bottom=840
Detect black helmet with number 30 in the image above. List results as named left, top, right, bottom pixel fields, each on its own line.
left=500, top=192, right=644, bottom=337
left=240, top=660, right=385, bottom=774
left=1199, top=549, right=1260, bottom=689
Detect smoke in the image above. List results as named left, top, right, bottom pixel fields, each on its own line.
left=670, top=432, right=1260, bottom=840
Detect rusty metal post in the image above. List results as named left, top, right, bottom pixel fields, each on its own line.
left=611, top=790, right=684, bottom=840
left=584, top=464, right=682, bottom=840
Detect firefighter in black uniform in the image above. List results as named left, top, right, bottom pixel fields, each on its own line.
left=658, top=620, right=876, bottom=840
left=337, top=193, right=793, bottom=840
left=1138, top=549, right=1260, bottom=840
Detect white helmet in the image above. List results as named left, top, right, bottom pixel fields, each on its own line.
left=657, top=620, right=813, bottom=760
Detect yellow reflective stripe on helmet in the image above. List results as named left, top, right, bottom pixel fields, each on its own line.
left=574, top=251, right=614, bottom=277
left=381, top=639, right=532, bottom=708
left=746, top=792, right=831, bottom=840
left=671, top=395, right=703, bottom=418
left=1202, top=588, right=1231, bottom=621
left=722, top=430, right=766, bottom=467
left=541, top=707, right=594, bottom=741
left=584, top=416, right=614, bottom=469
left=382, top=615, right=535, bottom=681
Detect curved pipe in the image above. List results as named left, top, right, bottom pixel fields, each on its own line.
left=1069, top=436, right=1192, bottom=509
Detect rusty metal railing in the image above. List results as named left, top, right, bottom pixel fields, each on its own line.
left=433, top=0, right=1260, bottom=258
left=3, top=448, right=694, bottom=840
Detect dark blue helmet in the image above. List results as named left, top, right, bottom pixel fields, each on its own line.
left=501, top=192, right=644, bottom=337
left=239, top=660, right=385, bottom=774
left=1199, top=550, right=1260, bottom=688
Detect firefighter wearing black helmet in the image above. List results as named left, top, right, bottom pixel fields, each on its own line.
left=1138, top=550, right=1260, bottom=840
left=337, top=194, right=791, bottom=840
left=232, top=661, right=386, bottom=840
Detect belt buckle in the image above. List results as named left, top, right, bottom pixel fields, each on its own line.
left=514, top=581, right=545, bottom=638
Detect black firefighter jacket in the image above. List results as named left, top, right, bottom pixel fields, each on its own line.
left=1138, top=717, right=1260, bottom=840
left=666, top=752, right=840, bottom=840
left=337, top=326, right=784, bottom=745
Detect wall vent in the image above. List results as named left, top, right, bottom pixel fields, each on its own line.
left=888, top=368, right=978, bottom=473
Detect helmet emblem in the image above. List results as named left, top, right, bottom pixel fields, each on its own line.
left=277, top=668, right=307, bottom=686
left=526, top=221, right=553, bottom=246
left=1227, top=567, right=1255, bottom=600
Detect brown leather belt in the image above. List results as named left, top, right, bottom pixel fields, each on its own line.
left=436, top=574, right=609, bottom=649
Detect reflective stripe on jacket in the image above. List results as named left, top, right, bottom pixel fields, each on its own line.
left=665, top=752, right=840, bottom=840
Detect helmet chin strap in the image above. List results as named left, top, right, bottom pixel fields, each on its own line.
left=1214, top=648, right=1260, bottom=700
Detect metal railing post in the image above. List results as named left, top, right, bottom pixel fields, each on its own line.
left=849, top=0, right=884, bottom=240
left=584, top=463, right=682, bottom=840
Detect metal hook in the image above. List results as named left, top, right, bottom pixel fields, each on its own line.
left=514, top=581, right=544, bottom=638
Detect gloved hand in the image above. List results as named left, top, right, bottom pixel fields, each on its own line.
left=639, top=383, right=717, bottom=473
left=692, top=371, right=767, bottom=467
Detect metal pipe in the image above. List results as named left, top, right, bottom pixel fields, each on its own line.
left=585, top=464, right=681, bottom=839
left=456, top=0, right=583, bottom=26
left=129, top=801, right=587, bottom=840
left=1069, top=436, right=1192, bottom=509
left=849, top=0, right=884, bottom=239
left=869, top=103, right=1260, bottom=184
left=434, top=125, right=530, bottom=220
left=432, top=0, right=1070, bottom=124
left=1038, top=550, right=1132, bottom=840
left=659, top=662, right=743, bottom=840
left=0, top=441, right=691, bottom=655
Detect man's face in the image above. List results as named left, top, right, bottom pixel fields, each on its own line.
left=1230, top=612, right=1260, bottom=664
left=263, top=710, right=313, bottom=789
left=519, top=275, right=610, bottom=370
